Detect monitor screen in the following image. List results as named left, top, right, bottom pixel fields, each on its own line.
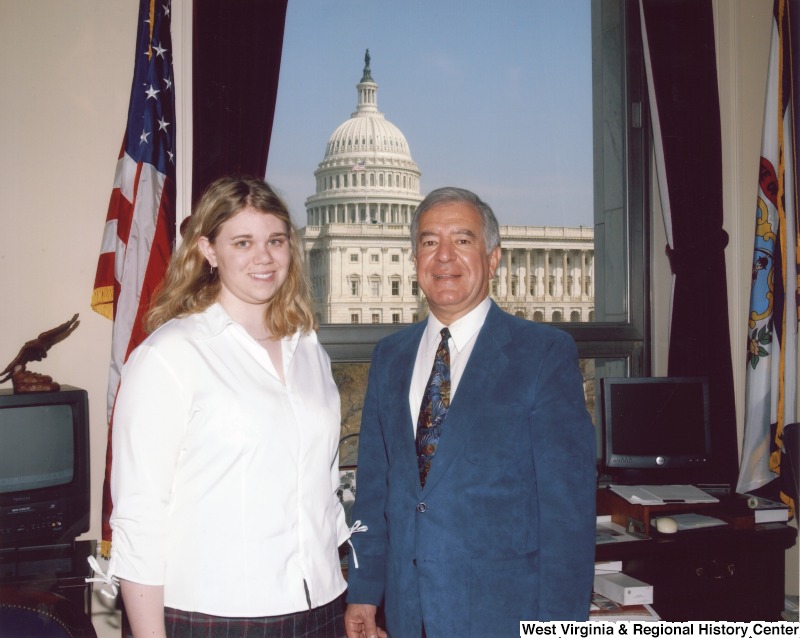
left=0, top=404, right=75, bottom=494
left=602, top=376, right=711, bottom=476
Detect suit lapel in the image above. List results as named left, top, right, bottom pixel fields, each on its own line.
left=383, top=323, right=426, bottom=493
left=420, top=303, right=512, bottom=496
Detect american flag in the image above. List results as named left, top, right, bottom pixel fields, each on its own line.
left=352, top=159, right=366, bottom=172
left=91, top=0, right=176, bottom=553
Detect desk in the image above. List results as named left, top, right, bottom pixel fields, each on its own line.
left=0, top=539, right=95, bottom=616
left=597, top=491, right=797, bottom=621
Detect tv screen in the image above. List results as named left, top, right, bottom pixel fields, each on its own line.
left=601, top=376, right=711, bottom=484
left=0, top=405, right=75, bottom=493
left=0, top=386, right=90, bottom=550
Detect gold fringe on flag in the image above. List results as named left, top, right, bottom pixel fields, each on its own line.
left=91, top=286, right=114, bottom=321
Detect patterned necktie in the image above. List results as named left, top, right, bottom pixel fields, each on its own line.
left=415, top=327, right=451, bottom=487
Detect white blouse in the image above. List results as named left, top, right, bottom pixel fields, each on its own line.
left=109, top=303, right=349, bottom=617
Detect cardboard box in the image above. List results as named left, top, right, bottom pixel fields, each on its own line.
left=593, top=573, right=653, bottom=605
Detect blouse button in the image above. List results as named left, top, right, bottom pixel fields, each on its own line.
left=416, top=502, right=427, bottom=513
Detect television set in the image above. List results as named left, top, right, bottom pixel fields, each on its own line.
left=600, top=376, right=712, bottom=485
left=0, top=386, right=90, bottom=550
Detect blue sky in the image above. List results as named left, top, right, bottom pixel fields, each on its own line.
left=266, top=0, right=592, bottom=228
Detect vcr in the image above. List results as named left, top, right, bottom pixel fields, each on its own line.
left=0, top=498, right=70, bottom=548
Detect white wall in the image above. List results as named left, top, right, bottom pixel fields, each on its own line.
left=0, top=0, right=795, bottom=601
left=0, top=1, right=137, bottom=545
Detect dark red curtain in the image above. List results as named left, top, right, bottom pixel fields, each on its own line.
left=192, top=0, right=288, bottom=205
left=641, top=0, right=739, bottom=487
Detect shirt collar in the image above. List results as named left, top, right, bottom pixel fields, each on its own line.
left=202, top=303, right=302, bottom=350
left=193, top=302, right=236, bottom=339
left=424, top=296, right=491, bottom=354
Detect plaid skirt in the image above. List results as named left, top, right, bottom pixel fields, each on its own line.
left=160, top=597, right=345, bottom=638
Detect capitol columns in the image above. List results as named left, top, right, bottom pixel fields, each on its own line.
left=544, top=249, right=551, bottom=299
left=581, top=250, right=587, bottom=298
left=525, top=249, right=532, bottom=299
left=334, top=246, right=347, bottom=304
left=505, top=249, right=513, bottom=299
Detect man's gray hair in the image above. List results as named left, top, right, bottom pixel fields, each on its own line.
left=410, top=187, right=501, bottom=256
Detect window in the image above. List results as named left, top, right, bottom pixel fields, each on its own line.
left=370, top=254, right=379, bottom=263
left=392, top=313, right=400, bottom=324
left=370, top=278, right=380, bottom=296
left=350, top=313, right=360, bottom=324
left=271, top=0, right=649, bottom=459
left=371, top=313, right=380, bottom=323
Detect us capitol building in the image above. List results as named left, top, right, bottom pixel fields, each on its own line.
left=300, top=52, right=594, bottom=325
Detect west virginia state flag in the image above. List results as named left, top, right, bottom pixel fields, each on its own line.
left=737, top=0, right=799, bottom=519
left=91, top=0, right=176, bottom=554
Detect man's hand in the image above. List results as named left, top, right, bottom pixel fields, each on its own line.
left=344, top=603, right=387, bottom=638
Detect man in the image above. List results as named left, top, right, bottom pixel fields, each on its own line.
left=344, top=187, right=596, bottom=638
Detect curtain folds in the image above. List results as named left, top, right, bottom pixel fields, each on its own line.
left=192, top=0, right=288, bottom=205
left=639, top=0, right=739, bottom=486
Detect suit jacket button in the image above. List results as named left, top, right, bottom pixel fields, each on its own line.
left=416, top=502, right=427, bottom=513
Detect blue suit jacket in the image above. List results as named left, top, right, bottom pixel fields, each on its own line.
left=346, top=302, right=597, bottom=637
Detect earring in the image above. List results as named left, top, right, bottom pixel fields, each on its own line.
left=210, top=266, right=216, bottom=276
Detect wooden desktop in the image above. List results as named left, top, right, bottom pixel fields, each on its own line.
left=596, top=489, right=797, bottom=621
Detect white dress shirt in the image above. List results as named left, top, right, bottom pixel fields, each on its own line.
left=409, top=296, right=491, bottom=433
left=109, top=303, right=349, bottom=617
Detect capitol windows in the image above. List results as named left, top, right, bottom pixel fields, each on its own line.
left=350, top=278, right=360, bottom=296
left=571, top=310, right=581, bottom=322
left=370, top=253, right=379, bottom=263
left=391, top=279, right=400, bottom=296
left=391, top=254, right=400, bottom=263
left=350, top=253, right=359, bottom=262
left=371, top=313, right=380, bottom=324
left=392, top=313, right=400, bottom=324
left=350, top=313, right=360, bottom=324
left=411, top=280, right=419, bottom=297
left=370, top=278, right=380, bottom=296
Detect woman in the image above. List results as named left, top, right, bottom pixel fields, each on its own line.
left=108, top=176, right=350, bottom=637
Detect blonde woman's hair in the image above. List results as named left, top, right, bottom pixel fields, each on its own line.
left=145, top=176, right=316, bottom=338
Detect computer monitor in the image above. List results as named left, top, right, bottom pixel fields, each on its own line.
left=601, top=376, right=711, bottom=485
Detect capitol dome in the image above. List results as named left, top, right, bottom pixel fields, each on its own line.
left=305, top=50, right=423, bottom=226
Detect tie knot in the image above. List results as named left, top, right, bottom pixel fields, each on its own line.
left=440, top=327, right=451, bottom=343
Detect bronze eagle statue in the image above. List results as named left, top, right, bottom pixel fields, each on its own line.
left=0, top=313, right=80, bottom=391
